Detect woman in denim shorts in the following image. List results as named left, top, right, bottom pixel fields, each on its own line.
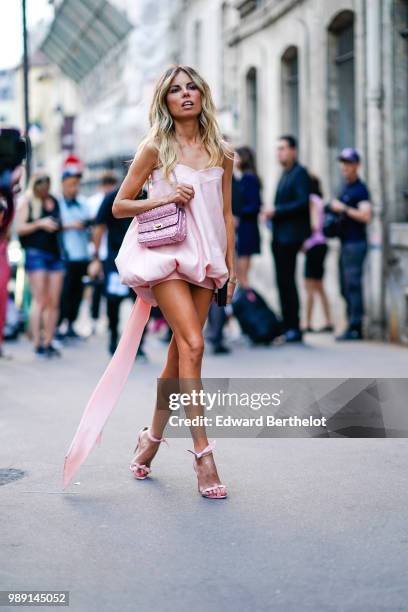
left=16, top=174, right=65, bottom=357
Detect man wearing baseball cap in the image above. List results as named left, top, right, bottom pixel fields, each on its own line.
left=330, top=148, right=372, bottom=340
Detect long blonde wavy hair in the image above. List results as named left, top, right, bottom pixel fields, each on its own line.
left=24, top=173, right=51, bottom=221
left=137, top=65, right=233, bottom=182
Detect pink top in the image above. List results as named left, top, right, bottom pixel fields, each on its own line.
left=63, top=163, right=230, bottom=489
left=115, top=163, right=229, bottom=306
left=303, top=193, right=326, bottom=251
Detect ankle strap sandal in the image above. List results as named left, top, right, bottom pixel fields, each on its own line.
left=130, top=426, right=169, bottom=480
left=186, top=440, right=228, bottom=499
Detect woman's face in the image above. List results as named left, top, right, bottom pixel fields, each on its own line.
left=233, top=152, right=242, bottom=172
left=34, top=178, right=50, bottom=199
left=165, top=71, right=202, bottom=121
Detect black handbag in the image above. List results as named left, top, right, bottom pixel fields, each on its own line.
left=216, top=280, right=229, bottom=307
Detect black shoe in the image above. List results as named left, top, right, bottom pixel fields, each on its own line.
left=336, top=327, right=363, bottom=341
left=212, top=343, right=231, bottom=355
left=284, top=329, right=303, bottom=343
left=318, top=325, right=334, bottom=333
left=34, top=345, right=47, bottom=358
left=65, top=326, right=81, bottom=340
left=45, top=343, right=62, bottom=358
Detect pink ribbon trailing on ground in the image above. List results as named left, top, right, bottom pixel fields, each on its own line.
left=62, top=294, right=152, bottom=489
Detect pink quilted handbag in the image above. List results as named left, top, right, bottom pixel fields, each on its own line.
left=136, top=170, right=187, bottom=248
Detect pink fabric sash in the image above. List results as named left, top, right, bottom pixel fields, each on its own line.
left=62, top=294, right=152, bottom=489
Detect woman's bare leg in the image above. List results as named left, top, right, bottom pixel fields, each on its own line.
left=305, top=279, right=314, bottom=329
left=43, top=271, right=64, bottom=346
left=133, top=279, right=225, bottom=494
left=315, top=280, right=332, bottom=327
left=28, top=271, right=48, bottom=348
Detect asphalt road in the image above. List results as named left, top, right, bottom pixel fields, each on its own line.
left=1, top=325, right=408, bottom=612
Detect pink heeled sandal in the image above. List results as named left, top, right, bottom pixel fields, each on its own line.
left=130, top=426, right=168, bottom=480
left=187, top=440, right=228, bottom=499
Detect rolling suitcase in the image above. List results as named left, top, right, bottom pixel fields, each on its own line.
left=232, top=286, right=283, bottom=345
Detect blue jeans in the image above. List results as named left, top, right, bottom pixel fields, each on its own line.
left=339, top=241, right=367, bottom=327
left=206, top=302, right=227, bottom=347
left=25, top=248, right=65, bottom=273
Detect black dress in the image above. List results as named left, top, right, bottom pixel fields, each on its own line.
left=235, top=172, right=262, bottom=257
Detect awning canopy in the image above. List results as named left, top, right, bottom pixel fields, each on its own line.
left=40, top=0, right=133, bottom=82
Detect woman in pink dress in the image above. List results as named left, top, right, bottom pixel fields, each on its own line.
left=63, top=65, right=237, bottom=499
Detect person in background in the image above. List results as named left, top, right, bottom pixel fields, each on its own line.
left=57, top=169, right=92, bottom=340
left=303, top=175, right=333, bottom=333
left=16, top=174, right=65, bottom=357
left=0, top=194, right=14, bottom=359
left=205, top=301, right=230, bottom=354
left=89, top=185, right=149, bottom=360
left=234, top=146, right=262, bottom=288
left=87, top=172, right=118, bottom=334
left=264, top=135, right=311, bottom=343
left=330, top=148, right=372, bottom=341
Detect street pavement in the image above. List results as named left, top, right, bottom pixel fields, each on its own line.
left=1, top=314, right=408, bottom=612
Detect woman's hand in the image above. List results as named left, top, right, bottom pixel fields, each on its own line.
left=88, top=259, right=104, bottom=280
left=166, top=183, right=195, bottom=206
left=36, top=217, right=60, bottom=232
left=330, top=199, right=346, bottom=214
left=226, top=278, right=237, bottom=304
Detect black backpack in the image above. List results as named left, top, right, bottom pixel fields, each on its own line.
left=232, top=287, right=283, bottom=345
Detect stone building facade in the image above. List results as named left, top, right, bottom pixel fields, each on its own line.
left=181, top=0, right=408, bottom=344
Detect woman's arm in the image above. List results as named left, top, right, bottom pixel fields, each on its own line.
left=16, top=199, right=59, bottom=235
left=15, top=199, right=38, bottom=236
left=222, top=146, right=237, bottom=293
left=113, top=141, right=194, bottom=219
left=310, top=196, right=319, bottom=233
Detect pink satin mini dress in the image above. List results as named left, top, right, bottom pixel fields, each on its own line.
left=115, top=163, right=229, bottom=306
